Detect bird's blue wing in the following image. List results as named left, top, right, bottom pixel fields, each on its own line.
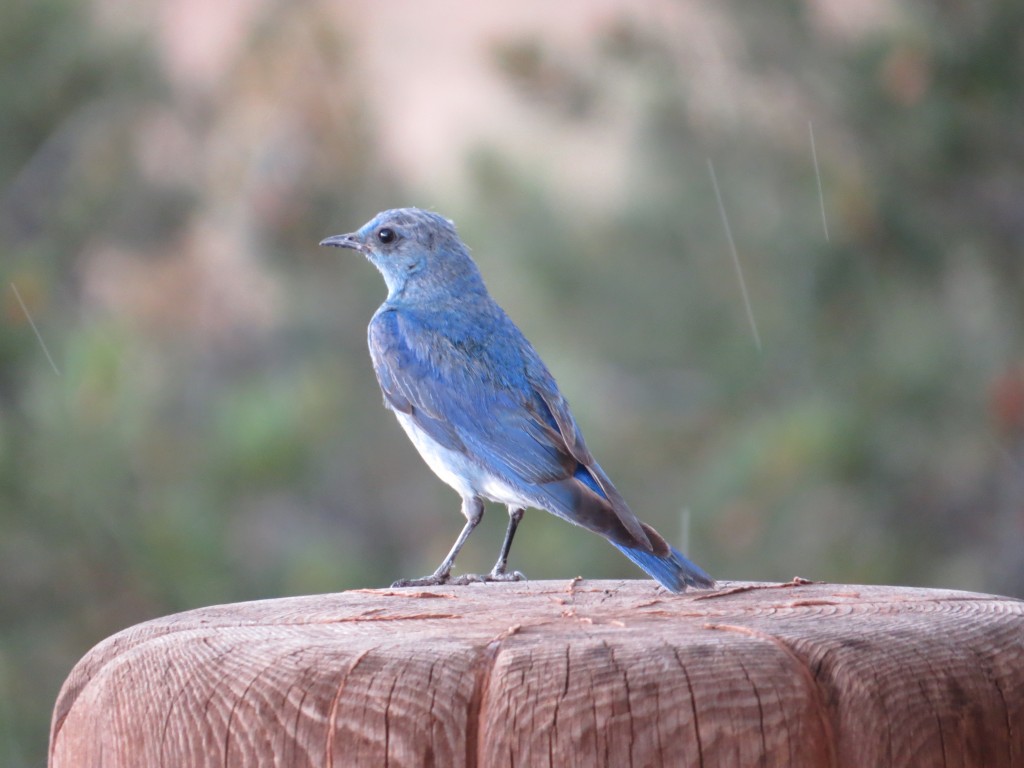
left=369, top=308, right=574, bottom=483
left=368, top=309, right=467, bottom=453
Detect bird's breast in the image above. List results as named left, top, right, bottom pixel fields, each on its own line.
left=393, top=411, right=528, bottom=507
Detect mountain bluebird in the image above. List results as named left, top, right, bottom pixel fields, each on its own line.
left=321, top=208, right=713, bottom=592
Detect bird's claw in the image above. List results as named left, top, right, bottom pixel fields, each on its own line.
left=390, top=569, right=526, bottom=588
left=450, top=570, right=526, bottom=585
left=390, top=574, right=451, bottom=588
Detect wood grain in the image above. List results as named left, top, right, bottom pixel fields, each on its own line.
left=50, top=580, right=1024, bottom=767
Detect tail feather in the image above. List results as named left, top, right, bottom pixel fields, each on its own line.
left=612, top=542, right=714, bottom=593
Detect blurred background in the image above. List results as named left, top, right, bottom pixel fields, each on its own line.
left=2, top=0, right=1023, bottom=762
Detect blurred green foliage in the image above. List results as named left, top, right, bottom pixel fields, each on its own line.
left=2, top=1, right=1023, bottom=764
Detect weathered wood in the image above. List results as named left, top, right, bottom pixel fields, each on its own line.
left=50, top=579, right=1024, bottom=767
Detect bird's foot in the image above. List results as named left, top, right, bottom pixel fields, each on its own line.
left=390, top=573, right=451, bottom=588
left=450, top=569, right=526, bottom=585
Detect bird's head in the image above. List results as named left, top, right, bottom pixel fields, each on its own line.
left=320, top=208, right=486, bottom=302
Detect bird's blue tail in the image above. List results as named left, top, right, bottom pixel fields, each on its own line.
left=612, top=542, right=714, bottom=593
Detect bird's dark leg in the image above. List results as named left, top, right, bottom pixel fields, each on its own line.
left=391, top=496, right=483, bottom=588
left=488, top=506, right=526, bottom=580
left=453, top=506, right=527, bottom=584
left=450, top=506, right=527, bottom=585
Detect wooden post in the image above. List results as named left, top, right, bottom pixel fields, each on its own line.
left=50, top=580, right=1024, bottom=767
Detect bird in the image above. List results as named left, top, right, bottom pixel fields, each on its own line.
left=320, top=208, right=713, bottom=592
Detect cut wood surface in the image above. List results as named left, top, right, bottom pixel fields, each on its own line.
left=50, top=579, right=1024, bottom=767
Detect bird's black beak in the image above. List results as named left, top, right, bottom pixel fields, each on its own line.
left=319, top=233, right=366, bottom=252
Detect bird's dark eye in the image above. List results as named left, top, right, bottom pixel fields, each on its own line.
left=377, top=227, right=396, bottom=244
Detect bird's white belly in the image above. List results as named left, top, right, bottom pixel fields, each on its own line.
left=393, top=412, right=526, bottom=506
